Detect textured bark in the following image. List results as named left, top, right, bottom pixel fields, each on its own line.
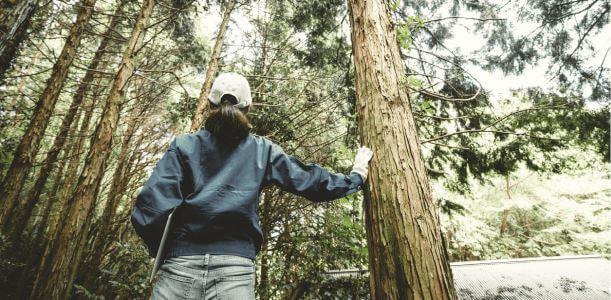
left=12, top=107, right=83, bottom=300
left=0, top=0, right=97, bottom=225
left=4, top=0, right=127, bottom=238
left=45, top=97, right=95, bottom=245
left=190, top=0, right=235, bottom=131
left=0, top=0, right=39, bottom=80
left=33, top=107, right=81, bottom=247
left=346, top=0, right=456, bottom=299
left=84, top=111, right=138, bottom=285
left=29, top=0, right=155, bottom=298
left=48, top=72, right=105, bottom=241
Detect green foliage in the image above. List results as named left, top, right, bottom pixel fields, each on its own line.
left=438, top=164, right=611, bottom=261
left=288, top=0, right=351, bottom=68
left=396, top=15, right=424, bottom=50
left=167, top=0, right=210, bottom=72
left=478, top=0, right=611, bottom=101
left=0, top=234, right=24, bottom=296
left=395, top=0, right=610, bottom=102
left=79, top=240, right=152, bottom=299
left=303, top=275, right=369, bottom=299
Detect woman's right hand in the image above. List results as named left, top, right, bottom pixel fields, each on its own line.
left=351, top=146, right=373, bottom=180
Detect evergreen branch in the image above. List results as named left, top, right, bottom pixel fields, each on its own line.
left=3, top=67, right=52, bottom=79
left=554, top=4, right=610, bottom=77
left=422, top=104, right=569, bottom=143
left=421, top=129, right=562, bottom=144
left=424, top=16, right=506, bottom=24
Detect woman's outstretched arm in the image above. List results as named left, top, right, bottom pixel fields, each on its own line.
left=264, top=142, right=372, bottom=202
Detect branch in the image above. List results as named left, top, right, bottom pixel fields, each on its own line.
left=554, top=5, right=610, bottom=76
left=424, top=16, right=506, bottom=24
left=4, top=68, right=52, bottom=79
left=133, top=69, right=190, bottom=100
left=421, top=104, right=569, bottom=143
left=422, top=129, right=562, bottom=144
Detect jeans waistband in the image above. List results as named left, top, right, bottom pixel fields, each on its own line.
left=164, top=253, right=254, bottom=269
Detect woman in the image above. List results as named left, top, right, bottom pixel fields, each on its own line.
left=131, top=72, right=373, bottom=299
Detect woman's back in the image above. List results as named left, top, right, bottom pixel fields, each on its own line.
left=131, top=72, right=372, bottom=299
left=132, top=129, right=364, bottom=259
left=155, top=130, right=269, bottom=260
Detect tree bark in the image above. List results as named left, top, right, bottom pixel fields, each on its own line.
left=3, top=0, right=128, bottom=239
left=84, top=108, right=138, bottom=286
left=0, top=0, right=97, bottom=225
left=0, top=0, right=39, bottom=81
left=12, top=105, right=83, bottom=300
left=190, top=0, right=235, bottom=131
left=47, top=67, right=106, bottom=243
left=346, top=0, right=456, bottom=299
left=29, top=0, right=155, bottom=298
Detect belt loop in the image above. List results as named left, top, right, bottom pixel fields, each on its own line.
left=204, top=253, right=210, bottom=266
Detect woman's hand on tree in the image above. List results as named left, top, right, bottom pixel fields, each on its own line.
left=351, top=146, right=373, bottom=180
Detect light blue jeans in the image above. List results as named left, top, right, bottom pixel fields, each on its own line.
left=150, top=254, right=256, bottom=300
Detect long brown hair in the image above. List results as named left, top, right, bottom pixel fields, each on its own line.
left=204, top=94, right=252, bottom=144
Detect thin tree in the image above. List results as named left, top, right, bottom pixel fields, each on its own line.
left=0, top=0, right=97, bottom=224
left=29, top=0, right=156, bottom=298
left=190, top=0, right=235, bottom=131
left=346, top=0, right=456, bottom=298
left=3, top=0, right=128, bottom=240
left=0, top=0, right=39, bottom=80
left=84, top=95, right=143, bottom=286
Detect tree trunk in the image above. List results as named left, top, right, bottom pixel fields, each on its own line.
left=29, top=0, right=155, bottom=298
left=346, top=0, right=456, bottom=299
left=12, top=106, right=83, bottom=300
left=0, top=0, right=97, bottom=224
left=500, top=175, right=512, bottom=237
left=257, top=191, right=272, bottom=299
left=3, top=0, right=127, bottom=239
left=84, top=110, right=138, bottom=286
left=0, top=0, right=39, bottom=81
left=190, top=0, right=235, bottom=131
left=47, top=68, right=106, bottom=243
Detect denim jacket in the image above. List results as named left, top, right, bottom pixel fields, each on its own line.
left=131, top=130, right=364, bottom=259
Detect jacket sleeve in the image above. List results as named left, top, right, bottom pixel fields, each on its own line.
left=264, top=141, right=364, bottom=202
left=131, top=138, right=185, bottom=256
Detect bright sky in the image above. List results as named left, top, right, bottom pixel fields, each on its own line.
left=193, top=1, right=611, bottom=105
left=441, top=2, right=611, bottom=102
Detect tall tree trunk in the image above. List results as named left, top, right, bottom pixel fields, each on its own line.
left=33, top=105, right=82, bottom=247
left=84, top=110, right=138, bottom=286
left=0, top=0, right=97, bottom=224
left=91, top=127, right=146, bottom=295
left=12, top=106, right=83, bottom=300
left=190, top=0, right=235, bottom=131
left=47, top=69, right=106, bottom=242
left=346, top=0, right=456, bottom=299
left=29, top=0, right=155, bottom=298
left=0, top=0, right=39, bottom=81
left=3, top=0, right=127, bottom=238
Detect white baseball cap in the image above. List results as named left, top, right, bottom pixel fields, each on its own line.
left=208, top=72, right=252, bottom=109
